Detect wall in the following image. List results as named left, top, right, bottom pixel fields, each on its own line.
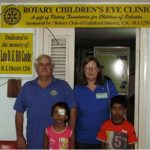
left=145, top=29, right=150, bottom=148
left=0, top=79, right=29, bottom=140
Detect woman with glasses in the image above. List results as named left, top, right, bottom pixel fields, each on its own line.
left=73, top=56, right=118, bottom=149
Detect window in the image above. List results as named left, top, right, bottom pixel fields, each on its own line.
left=38, top=28, right=75, bottom=88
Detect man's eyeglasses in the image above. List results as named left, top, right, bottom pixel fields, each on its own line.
left=38, top=63, right=51, bottom=68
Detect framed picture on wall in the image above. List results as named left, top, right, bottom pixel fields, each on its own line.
left=94, top=46, right=130, bottom=95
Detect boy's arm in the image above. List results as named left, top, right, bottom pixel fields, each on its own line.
left=43, top=130, right=49, bottom=149
left=101, top=141, right=106, bottom=149
left=127, top=122, right=138, bottom=149
left=128, top=143, right=135, bottom=149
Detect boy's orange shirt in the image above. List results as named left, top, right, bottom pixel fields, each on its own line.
left=97, top=119, right=138, bottom=149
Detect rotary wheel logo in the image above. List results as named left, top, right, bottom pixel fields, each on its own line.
left=3, top=7, right=21, bottom=25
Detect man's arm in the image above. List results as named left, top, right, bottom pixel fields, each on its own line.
left=69, top=107, right=77, bottom=129
left=15, top=112, right=27, bottom=149
left=70, top=131, right=75, bottom=149
left=43, top=130, right=49, bottom=149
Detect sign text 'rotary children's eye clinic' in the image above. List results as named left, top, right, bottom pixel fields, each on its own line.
left=22, top=5, right=150, bottom=13
left=1, top=4, right=150, bottom=28
left=0, top=33, right=33, bottom=75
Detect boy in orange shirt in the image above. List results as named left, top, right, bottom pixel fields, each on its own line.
left=97, top=95, right=138, bottom=149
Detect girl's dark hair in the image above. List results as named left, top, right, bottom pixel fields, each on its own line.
left=79, top=56, right=105, bottom=85
left=51, top=102, right=70, bottom=121
left=110, top=95, right=128, bottom=108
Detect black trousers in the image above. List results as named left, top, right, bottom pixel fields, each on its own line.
left=75, top=141, right=102, bottom=149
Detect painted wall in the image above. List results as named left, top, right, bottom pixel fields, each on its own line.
left=0, top=28, right=35, bottom=140
left=0, top=79, right=29, bottom=140
left=145, top=29, right=150, bottom=148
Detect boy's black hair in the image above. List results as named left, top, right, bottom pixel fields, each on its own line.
left=51, top=102, right=70, bottom=121
left=110, top=95, right=127, bottom=108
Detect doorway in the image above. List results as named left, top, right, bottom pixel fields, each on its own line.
left=75, top=28, right=136, bottom=124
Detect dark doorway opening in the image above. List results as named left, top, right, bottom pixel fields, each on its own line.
left=75, top=28, right=136, bottom=124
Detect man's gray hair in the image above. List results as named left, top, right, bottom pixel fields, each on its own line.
left=34, top=54, right=54, bottom=69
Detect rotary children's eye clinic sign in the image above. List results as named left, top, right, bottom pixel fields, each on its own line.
left=0, top=33, right=33, bottom=76
left=1, top=4, right=150, bottom=28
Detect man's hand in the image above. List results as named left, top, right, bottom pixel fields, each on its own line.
left=17, top=136, right=27, bottom=149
